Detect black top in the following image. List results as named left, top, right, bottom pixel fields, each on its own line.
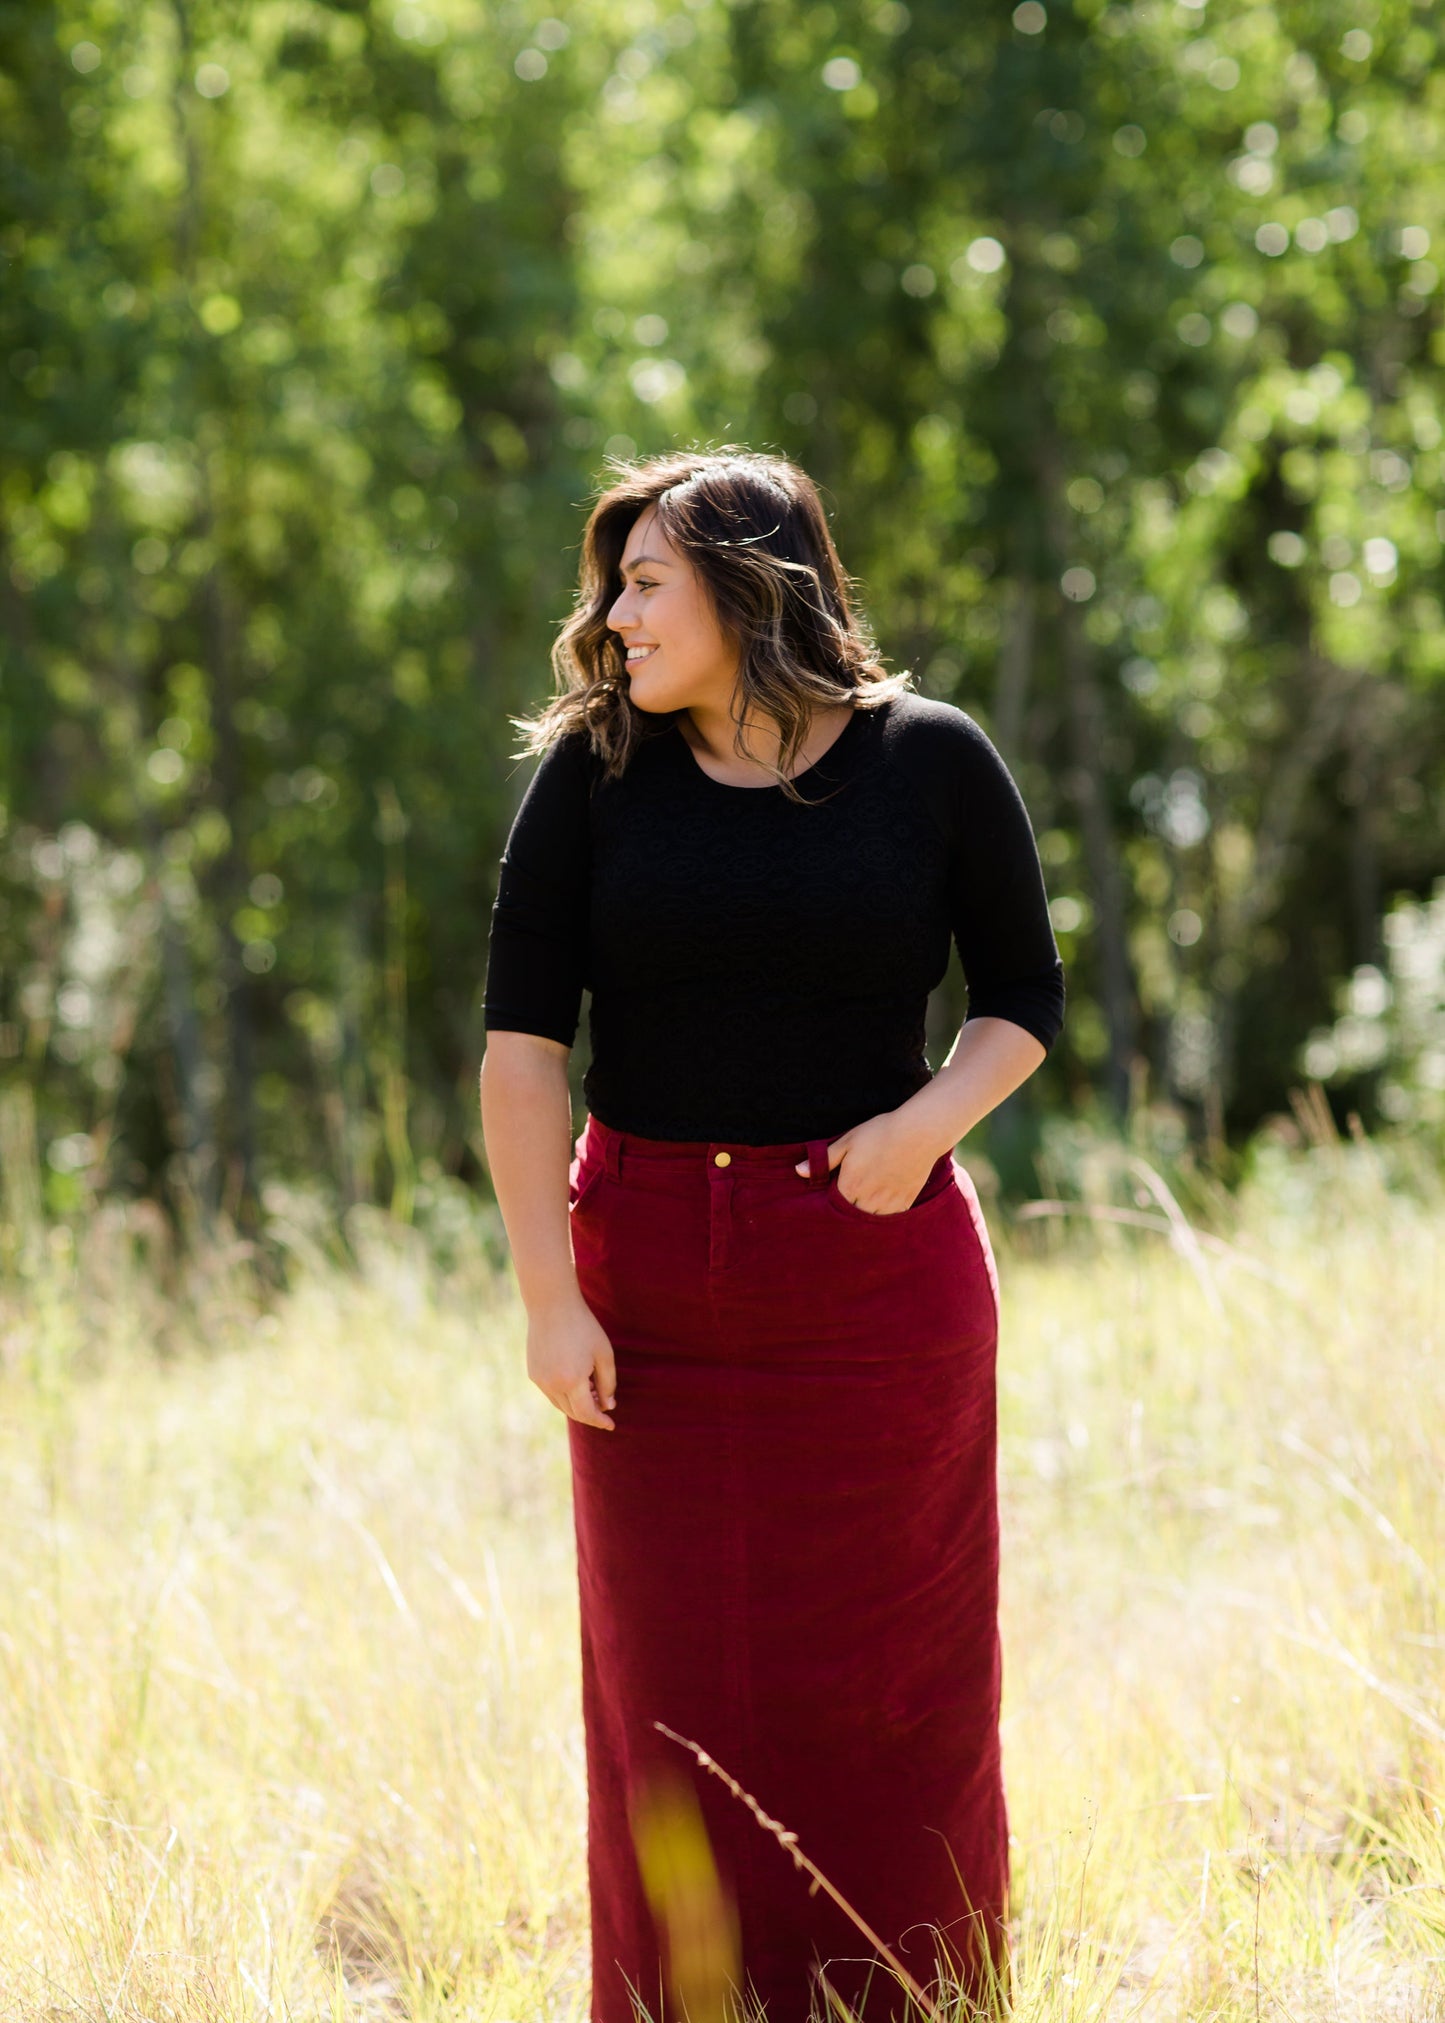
left=483, top=690, right=1065, bottom=1145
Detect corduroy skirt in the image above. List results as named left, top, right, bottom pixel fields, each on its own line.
left=566, top=1112, right=1007, bottom=2023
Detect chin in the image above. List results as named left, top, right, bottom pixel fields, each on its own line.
left=626, top=675, right=686, bottom=716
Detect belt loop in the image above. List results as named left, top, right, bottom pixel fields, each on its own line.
left=806, top=1137, right=832, bottom=1185
left=603, top=1125, right=623, bottom=1181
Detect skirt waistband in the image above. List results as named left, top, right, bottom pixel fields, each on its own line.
left=578, top=1114, right=964, bottom=1197
left=582, top=1112, right=839, bottom=1184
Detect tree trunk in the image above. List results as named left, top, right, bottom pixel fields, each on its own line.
left=1210, top=650, right=1361, bottom=1106
left=198, top=553, right=261, bottom=1232
left=157, top=871, right=218, bottom=1221
left=167, top=0, right=259, bottom=1230
left=992, top=575, right=1035, bottom=766
left=1037, top=434, right=1137, bottom=1118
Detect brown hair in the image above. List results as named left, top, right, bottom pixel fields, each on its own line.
left=513, top=445, right=913, bottom=800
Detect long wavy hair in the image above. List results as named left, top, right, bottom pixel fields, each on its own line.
left=513, top=446, right=913, bottom=801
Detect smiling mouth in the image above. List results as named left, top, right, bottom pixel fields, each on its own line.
left=626, top=646, right=658, bottom=664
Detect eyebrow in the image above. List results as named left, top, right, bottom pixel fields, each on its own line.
left=620, top=553, right=671, bottom=576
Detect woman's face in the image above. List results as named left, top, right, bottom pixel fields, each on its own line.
left=606, top=508, right=739, bottom=717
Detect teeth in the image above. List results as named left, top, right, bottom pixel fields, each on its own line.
left=627, top=647, right=656, bottom=661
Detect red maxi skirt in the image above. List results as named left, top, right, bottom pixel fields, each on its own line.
left=566, top=1113, right=1008, bottom=2023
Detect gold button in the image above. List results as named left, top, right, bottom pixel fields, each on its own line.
left=713, top=1151, right=732, bottom=1167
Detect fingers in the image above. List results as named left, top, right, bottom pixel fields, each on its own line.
left=793, top=1132, right=850, bottom=1177
left=558, top=1378, right=615, bottom=1432
left=594, top=1341, right=618, bottom=1414
left=529, top=1317, right=618, bottom=1430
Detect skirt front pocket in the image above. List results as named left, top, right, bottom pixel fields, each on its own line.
left=821, top=1150, right=959, bottom=1227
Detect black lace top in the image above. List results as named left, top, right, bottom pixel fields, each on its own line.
left=482, top=690, right=1065, bottom=1145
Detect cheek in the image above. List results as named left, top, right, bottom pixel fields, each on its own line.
left=648, top=590, right=688, bottom=655
left=674, top=585, right=726, bottom=662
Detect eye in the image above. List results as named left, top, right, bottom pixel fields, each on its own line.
left=634, top=576, right=657, bottom=590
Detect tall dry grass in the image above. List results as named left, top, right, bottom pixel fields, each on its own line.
left=0, top=1134, right=1441, bottom=2020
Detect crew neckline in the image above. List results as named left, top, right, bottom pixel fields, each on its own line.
left=671, top=702, right=869, bottom=793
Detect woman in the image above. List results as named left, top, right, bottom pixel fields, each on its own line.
left=479, top=448, right=1063, bottom=2023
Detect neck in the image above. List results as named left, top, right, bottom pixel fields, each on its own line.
left=678, top=694, right=855, bottom=786
left=681, top=696, right=783, bottom=774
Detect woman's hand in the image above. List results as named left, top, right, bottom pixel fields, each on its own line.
left=527, top=1295, right=618, bottom=1431
left=479, top=1035, right=618, bottom=1432
left=791, top=1017, right=1048, bottom=1214
left=794, top=1108, right=942, bottom=1216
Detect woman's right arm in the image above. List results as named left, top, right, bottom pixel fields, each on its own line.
left=479, top=734, right=616, bottom=1431
left=479, top=1032, right=616, bottom=1431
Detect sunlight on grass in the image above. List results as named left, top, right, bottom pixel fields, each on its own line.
left=1, top=1143, right=1441, bottom=2020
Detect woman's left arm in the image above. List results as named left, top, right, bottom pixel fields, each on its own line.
left=797, top=708, right=1063, bottom=1213
left=800, top=1018, right=1046, bottom=1214
left=904, top=1013, right=1046, bottom=1145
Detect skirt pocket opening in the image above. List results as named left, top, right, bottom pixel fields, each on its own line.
left=822, top=1156, right=959, bottom=1227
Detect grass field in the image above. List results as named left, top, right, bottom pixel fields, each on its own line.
left=1, top=1135, right=1442, bottom=2021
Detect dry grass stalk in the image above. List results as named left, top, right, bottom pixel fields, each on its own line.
left=653, top=1722, right=943, bottom=2022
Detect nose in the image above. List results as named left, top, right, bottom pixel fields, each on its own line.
left=607, top=584, right=637, bottom=633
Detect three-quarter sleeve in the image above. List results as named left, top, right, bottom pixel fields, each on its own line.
left=944, top=714, right=1065, bottom=1052
left=482, top=731, right=594, bottom=1047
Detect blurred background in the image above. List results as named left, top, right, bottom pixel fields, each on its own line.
left=8, top=14, right=1445, bottom=2008
left=3, top=0, right=1444, bottom=1235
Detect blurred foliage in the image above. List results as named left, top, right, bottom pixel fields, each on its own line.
left=2, top=0, right=1443, bottom=1225
left=1303, top=875, right=1445, bottom=1129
